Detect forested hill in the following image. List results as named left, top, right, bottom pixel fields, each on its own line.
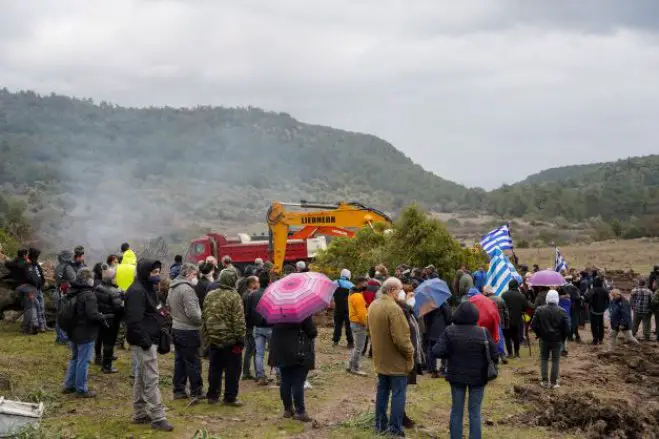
left=1, top=88, right=659, bottom=250
left=485, top=155, right=659, bottom=221
left=0, top=89, right=482, bottom=249
left=0, top=89, right=476, bottom=210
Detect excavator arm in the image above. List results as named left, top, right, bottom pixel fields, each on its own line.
left=267, top=201, right=393, bottom=273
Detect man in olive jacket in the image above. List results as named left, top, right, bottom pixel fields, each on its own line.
left=202, top=269, right=246, bottom=405
left=368, top=277, right=414, bottom=437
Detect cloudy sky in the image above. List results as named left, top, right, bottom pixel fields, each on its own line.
left=2, top=0, right=659, bottom=189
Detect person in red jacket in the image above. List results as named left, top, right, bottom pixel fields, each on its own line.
left=468, top=288, right=500, bottom=343
left=361, top=279, right=381, bottom=356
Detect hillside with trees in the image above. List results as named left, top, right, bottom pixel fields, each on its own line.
left=1, top=88, right=659, bottom=252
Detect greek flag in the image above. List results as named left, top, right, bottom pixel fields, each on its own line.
left=486, top=247, right=522, bottom=296
left=555, top=247, right=568, bottom=273
left=480, top=224, right=513, bottom=257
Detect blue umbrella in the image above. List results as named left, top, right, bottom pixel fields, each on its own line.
left=413, top=278, right=452, bottom=317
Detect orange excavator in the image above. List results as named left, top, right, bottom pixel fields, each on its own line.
left=267, top=201, right=393, bottom=273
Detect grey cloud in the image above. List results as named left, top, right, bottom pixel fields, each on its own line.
left=2, top=0, right=659, bottom=189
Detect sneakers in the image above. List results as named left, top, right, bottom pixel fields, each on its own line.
left=75, top=390, right=97, bottom=398
left=256, top=377, right=270, bottom=386
left=303, top=381, right=313, bottom=390
left=283, top=409, right=294, bottom=419
left=540, top=381, right=550, bottom=389
left=102, top=367, right=119, bottom=374
left=132, top=416, right=151, bottom=425
left=61, top=387, right=76, bottom=395
left=151, top=420, right=174, bottom=432
left=349, top=369, right=368, bottom=377
left=294, top=412, right=312, bottom=423
left=173, top=392, right=189, bottom=400
left=551, top=383, right=561, bottom=390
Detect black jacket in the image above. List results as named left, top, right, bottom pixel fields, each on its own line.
left=433, top=302, right=499, bottom=387
left=530, top=304, right=570, bottom=343
left=333, top=286, right=350, bottom=314
left=3, top=257, right=29, bottom=286
left=124, top=259, right=165, bottom=349
left=67, top=282, right=105, bottom=344
left=588, top=287, right=610, bottom=314
left=94, top=281, right=124, bottom=317
left=269, top=317, right=317, bottom=370
left=502, top=288, right=534, bottom=330
left=195, top=277, right=211, bottom=309
left=244, top=288, right=271, bottom=328
left=562, top=284, right=583, bottom=312
left=424, top=304, right=452, bottom=341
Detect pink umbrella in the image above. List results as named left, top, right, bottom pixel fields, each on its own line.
left=256, top=272, right=336, bottom=324
left=528, top=270, right=566, bottom=287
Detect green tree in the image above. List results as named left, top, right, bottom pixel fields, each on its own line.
left=610, top=219, right=623, bottom=238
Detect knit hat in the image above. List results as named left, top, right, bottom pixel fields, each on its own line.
left=296, top=261, right=306, bottom=270
left=546, top=290, right=559, bottom=305
left=340, top=268, right=351, bottom=280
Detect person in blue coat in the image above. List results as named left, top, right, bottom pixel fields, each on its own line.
left=609, top=289, right=639, bottom=350
left=473, top=266, right=487, bottom=292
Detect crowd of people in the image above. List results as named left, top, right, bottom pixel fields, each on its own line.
left=2, top=245, right=659, bottom=438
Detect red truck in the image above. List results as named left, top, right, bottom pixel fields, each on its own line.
left=185, top=232, right=327, bottom=271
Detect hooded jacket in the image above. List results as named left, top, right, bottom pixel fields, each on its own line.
left=468, top=289, right=501, bottom=343
left=55, top=250, right=77, bottom=294
left=67, top=280, right=105, bottom=344
left=124, top=259, right=165, bottom=349
left=433, top=302, right=499, bottom=387
left=473, top=269, right=487, bottom=292
left=587, top=278, right=610, bottom=314
left=116, top=249, right=137, bottom=291
left=167, top=277, right=203, bottom=331
left=530, top=301, right=569, bottom=343
left=202, top=269, right=246, bottom=349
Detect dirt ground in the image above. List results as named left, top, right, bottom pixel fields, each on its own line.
left=516, top=239, right=659, bottom=275
left=1, top=319, right=659, bottom=438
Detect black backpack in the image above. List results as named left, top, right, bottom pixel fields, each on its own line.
left=58, top=294, right=78, bottom=334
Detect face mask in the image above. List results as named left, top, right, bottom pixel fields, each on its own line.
left=149, top=275, right=161, bottom=284
left=407, top=297, right=416, bottom=308
left=190, top=277, right=199, bottom=286
left=397, top=290, right=406, bottom=301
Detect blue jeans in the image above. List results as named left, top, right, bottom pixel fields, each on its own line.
left=375, top=374, right=408, bottom=436
left=450, top=383, right=484, bottom=439
left=64, top=341, right=95, bottom=393
left=254, top=327, right=277, bottom=378
left=34, top=289, right=46, bottom=330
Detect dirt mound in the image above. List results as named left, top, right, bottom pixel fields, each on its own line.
left=512, top=384, right=659, bottom=438
left=597, top=346, right=659, bottom=395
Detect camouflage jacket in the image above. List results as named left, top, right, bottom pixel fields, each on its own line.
left=202, top=287, right=246, bottom=349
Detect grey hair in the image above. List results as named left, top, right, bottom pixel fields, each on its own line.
left=178, top=262, right=200, bottom=279
left=222, top=255, right=233, bottom=265
left=381, top=277, right=403, bottom=294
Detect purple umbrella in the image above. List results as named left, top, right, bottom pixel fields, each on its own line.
left=528, top=270, right=566, bottom=287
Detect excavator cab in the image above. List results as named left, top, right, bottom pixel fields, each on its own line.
left=267, top=201, right=393, bottom=273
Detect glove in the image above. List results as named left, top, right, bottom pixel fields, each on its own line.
left=231, top=345, right=244, bottom=354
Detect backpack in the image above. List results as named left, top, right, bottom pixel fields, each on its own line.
left=58, top=294, right=78, bottom=334
left=55, top=262, right=72, bottom=294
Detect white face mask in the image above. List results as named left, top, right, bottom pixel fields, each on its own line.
left=407, top=297, right=416, bottom=308
left=190, top=277, right=199, bottom=286
left=397, top=290, right=406, bottom=301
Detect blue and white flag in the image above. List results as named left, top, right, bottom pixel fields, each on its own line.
left=480, top=224, right=513, bottom=257
left=486, top=247, right=522, bottom=296
left=555, top=247, right=568, bottom=273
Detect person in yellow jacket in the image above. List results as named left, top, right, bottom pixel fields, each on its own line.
left=116, top=248, right=137, bottom=291
left=346, top=276, right=369, bottom=376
